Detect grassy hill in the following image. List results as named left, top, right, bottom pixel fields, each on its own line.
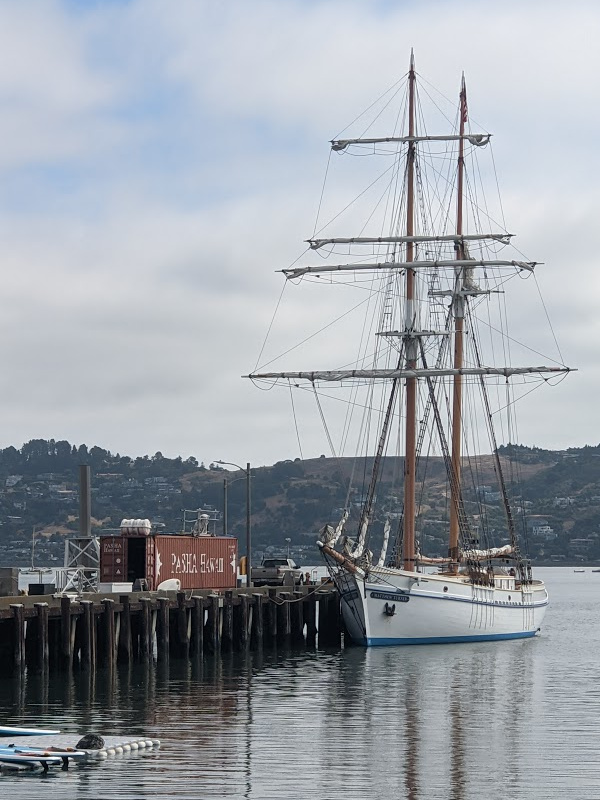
left=0, top=440, right=599, bottom=566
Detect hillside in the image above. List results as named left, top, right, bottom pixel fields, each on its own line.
left=0, top=439, right=599, bottom=567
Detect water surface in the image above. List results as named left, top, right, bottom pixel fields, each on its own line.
left=0, top=568, right=597, bottom=799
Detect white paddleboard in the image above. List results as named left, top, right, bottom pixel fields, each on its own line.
left=6, top=744, right=87, bottom=758
left=5, top=746, right=86, bottom=760
left=0, top=726, right=60, bottom=736
left=0, top=751, right=63, bottom=766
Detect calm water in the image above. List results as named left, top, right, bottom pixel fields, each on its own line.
left=1, top=567, right=598, bottom=799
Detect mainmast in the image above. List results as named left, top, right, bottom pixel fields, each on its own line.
left=448, top=75, right=468, bottom=572
left=402, top=52, right=417, bottom=571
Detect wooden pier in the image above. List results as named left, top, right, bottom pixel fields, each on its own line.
left=0, top=585, right=342, bottom=676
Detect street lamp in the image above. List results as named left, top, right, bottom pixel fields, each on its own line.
left=222, top=477, right=228, bottom=537
left=222, top=473, right=249, bottom=537
left=216, top=460, right=252, bottom=587
left=285, top=537, right=291, bottom=557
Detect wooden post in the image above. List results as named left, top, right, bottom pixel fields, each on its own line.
left=48, top=615, right=61, bottom=671
left=277, top=593, right=291, bottom=644
left=156, top=597, right=170, bottom=662
left=72, top=607, right=82, bottom=670
left=60, top=595, right=73, bottom=672
left=118, top=595, right=132, bottom=665
left=291, top=591, right=304, bottom=644
left=34, top=603, right=50, bottom=674
left=222, top=591, right=234, bottom=653
left=168, top=601, right=177, bottom=656
left=80, top=600, right=94, bottom=671
left=70, top=611, right=77, bottom=666
left=207, top=594, right=220, bottom=654
left=304, top=593, right=317, bottom=646
left=250, top=593, right=263, bottom=650
left=318, top=592, right=341, bottom=647
left=239, top=594, right=249, bottom=650
left=140, top=597, right=152, bottom=660
left=10, top=604, right=25, bottom=673
left=101, top=599, right=116, bottom=669
left=176, top=592, right=189, bottom=659
left=267, top=588, right=277, bottom=641
left=318, top=591, right=331, bottom=646
left=191, top=596, right=204, bottom=657
left=316, top=592, right=327, bottom=646
left=328, top=592, right=341, bottom=647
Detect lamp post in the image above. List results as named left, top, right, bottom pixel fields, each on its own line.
left=223, top=474, right=248, bottom=538
left=285, top=537, right=291, bottom=558
left=223, top=478, right=228, bottom=537
left=216, top=460, right=252, bottom=587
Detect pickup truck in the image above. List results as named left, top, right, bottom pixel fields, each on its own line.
left=251, top=558, right=303, bottom=587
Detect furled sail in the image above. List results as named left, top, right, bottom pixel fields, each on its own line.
left=319, top=509, right=349, bottom=548
left=462, top=545, right=514, bottom=561
left=248, top=366, right=572, bottom=382
left=283, top=259, right=537, bottom=279
left=307, top=233, right=513, bottom=249
left=415, top=545, right=514, bottom=565
left=331, top=133, right=491, bottom=150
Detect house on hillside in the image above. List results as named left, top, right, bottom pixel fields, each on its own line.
left=526, top=515, right=556, bottom=540
left=553, top=496, right=575, bottom=508
left=568, top=537, right=595, bottom=556
left=483, top=491, right=502, bottom=502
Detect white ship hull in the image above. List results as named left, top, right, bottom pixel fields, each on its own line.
left=334, top=567, right=548, bottom=646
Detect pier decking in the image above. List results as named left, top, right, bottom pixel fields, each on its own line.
left=0, top=586, right=342, bottom=675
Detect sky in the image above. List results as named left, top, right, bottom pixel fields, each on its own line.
left=0, top=0, right=597, bottom=468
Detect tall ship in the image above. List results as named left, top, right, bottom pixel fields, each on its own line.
left=248, top=54, right=572, bottom=645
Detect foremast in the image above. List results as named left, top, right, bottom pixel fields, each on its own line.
left=448, top=76, right=467, bottom=573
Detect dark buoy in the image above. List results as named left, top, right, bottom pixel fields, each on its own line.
left=76, top=733, right=105, bottom=749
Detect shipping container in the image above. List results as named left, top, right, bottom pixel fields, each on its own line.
left=100, top=532, right=237, bottom=591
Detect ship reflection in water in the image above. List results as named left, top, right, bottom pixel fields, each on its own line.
left=319, top=641, right=533, bottom=800
left=0, top=569, right=597, bottom=800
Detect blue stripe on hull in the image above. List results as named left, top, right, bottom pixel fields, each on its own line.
left=364, top=630, right=538, bottom=646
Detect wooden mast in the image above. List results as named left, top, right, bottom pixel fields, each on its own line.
left=402, top=52, right=417, bottom=571
left=448, top=75, right=467, bottom=572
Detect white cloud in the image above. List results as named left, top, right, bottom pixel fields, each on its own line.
left=0, top=0, right=595, bottom=466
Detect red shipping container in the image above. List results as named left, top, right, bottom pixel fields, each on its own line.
left=154, top=535, right=237, bottom=590
left=100, top=536, right=127, bottom=582
left=100, top=534, right=238, bottom=590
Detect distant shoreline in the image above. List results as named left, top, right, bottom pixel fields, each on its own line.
left=533, top=561, right=600, bottom=568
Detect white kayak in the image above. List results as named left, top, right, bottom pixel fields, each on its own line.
left=0, top=726, right=60, bottom=736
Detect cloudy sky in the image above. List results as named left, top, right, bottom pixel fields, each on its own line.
left=0, top=0, right=597, bottom=467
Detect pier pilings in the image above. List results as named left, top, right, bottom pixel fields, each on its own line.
left=0, top=584, right=342, bottom=677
